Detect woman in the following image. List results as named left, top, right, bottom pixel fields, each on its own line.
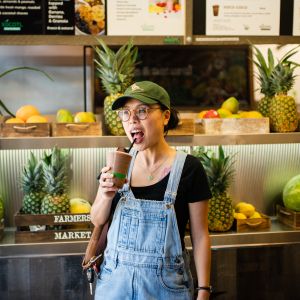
left=91, top=81, right=212, bottom=300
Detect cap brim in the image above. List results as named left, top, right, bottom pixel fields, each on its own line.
left=111, top=94, right=159, bottom=110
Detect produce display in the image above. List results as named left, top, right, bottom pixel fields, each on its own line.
left=5, top=104, right=48, bottom=123
left=193, top=146, right=235, bottom=232
left=234, top=202, right=261, bottom=219
left=69, top=198, right=91, bottom=214
left=94, top=38, right=138, bottom=136
left=40, top=147, right=70, bottom=214
left=283, top=174, right=300, bottom=212
left=253, top=45, right=299, bottom=133
left=20, top=152, right=45, bottom=214
left=56, top=109, right=96, bottom=123
left=197, top=96, right=263, bottom=119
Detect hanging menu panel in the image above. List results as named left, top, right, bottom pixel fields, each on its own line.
left=107, top=0, right=185, bottom=36
left=205, top=0, right=280, bottom=36
left=0, top=0, right=43, bottom=34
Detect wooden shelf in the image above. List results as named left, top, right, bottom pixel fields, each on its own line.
left=1, top=132, right=300, bottom=150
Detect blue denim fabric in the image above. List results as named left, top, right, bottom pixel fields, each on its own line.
left=95, top=151, right=193, bottom=300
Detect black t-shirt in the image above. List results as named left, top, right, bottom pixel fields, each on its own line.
left=111, top=154, right=212, bottom=248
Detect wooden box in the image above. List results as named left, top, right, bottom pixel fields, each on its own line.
left=52, top=122, right=102, bottom=136
left=235, top=213, right=271, bottom=233
left=168, top=118, right=195, bottom=136
left=276, top=205, right=300, bottom=229
left=14, top=212, right=93, bottom=243
left=195, top=118, right=270, bottom=134
left=0, top=122, right=51, bottom=137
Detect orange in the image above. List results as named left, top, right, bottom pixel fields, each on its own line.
left=5, top=117, right=25, bottom=124
left=16, top=105, right=40, bottom=122
left=26, top=115, right=48, bottom=123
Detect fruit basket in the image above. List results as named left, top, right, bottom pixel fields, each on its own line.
left=276, top=205, right=300, bottom=229
left=0, top=120, right=51, bottom=137
left=234, top=212, right=271, bottom=233
left=14, top=212, right=93, bottom=243
left=195, top=118, right=270, bottom=135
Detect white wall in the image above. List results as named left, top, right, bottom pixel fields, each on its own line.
left=0, top=46, right=93, bottom=115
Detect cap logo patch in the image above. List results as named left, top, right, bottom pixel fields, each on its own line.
left=131, top=83, right=144, bottom=92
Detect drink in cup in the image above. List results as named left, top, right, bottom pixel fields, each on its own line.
left=106, top=150, right=132, bottom=188
left=212, top=4, right=219, bottom=16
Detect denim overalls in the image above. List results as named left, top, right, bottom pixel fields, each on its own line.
left=95, top=151, right=193, bottom=300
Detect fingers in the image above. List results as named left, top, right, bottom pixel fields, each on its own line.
left=98, top=167, right=118, bottom=192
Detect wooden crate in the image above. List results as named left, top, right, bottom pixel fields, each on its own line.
left=168, top=118, right=195, bottom=136
left=1, top=122, right=51, bottom=137
left=14, top=212, right=93, bottom=243
left=195, top=118, right=270, bottom=134
left=52, top=122, right=102, bottom=136
left=277, top=205, right=300, bottom=229
left=235, top=213, right=271, bottom=233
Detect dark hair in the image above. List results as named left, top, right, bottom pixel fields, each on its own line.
left=159, top=104, right=179, bottom=133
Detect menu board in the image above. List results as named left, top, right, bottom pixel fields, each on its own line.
left=206, top=0, right=280, bottom=36
left=107, top=0, right=185, bottom=36
left=293, top=0, right=300, bottom=35
left=0, top=0, right=75, bottom=35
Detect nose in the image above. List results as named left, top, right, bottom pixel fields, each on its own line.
left=128, top=110, right=139, bottom=123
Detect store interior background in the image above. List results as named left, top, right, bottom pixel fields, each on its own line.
left=1, top=44, right=300, bottom=115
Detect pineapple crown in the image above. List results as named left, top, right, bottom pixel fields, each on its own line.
left=193, top=146, right=236, bottom=195
left=253, top=45, right=300, bottom=96
left=94, top=38, right=139, bottom=95
left=20, top=152, right=44, bottom=194
left=42, top=146, right=69, bottom=195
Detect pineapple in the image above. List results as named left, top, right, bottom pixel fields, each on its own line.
left=94, top=38, right=138, bottom=136
left=253, top=46, right=275, bottom=117
left=193, top=146, right=235, bottom=232
left=20, top=152, right=45, bottom=214
left=268, top=48, right=299, bottom=132
left=40, top=147, right=70, bottom=214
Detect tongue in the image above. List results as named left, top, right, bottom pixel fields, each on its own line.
left=133, top=132, right=144, bottom=144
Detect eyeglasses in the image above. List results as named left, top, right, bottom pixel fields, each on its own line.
left=117, top=107, right=161, bottom=122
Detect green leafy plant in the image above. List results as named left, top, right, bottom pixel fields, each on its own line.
left=0, top=66, right=53, bottom=117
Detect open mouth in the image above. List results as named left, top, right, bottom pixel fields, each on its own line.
left=131, top=129, right=144, bottom=144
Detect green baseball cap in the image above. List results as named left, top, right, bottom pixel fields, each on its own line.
left=111, top=81, right=171, bottom=110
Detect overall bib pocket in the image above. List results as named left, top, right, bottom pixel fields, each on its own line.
left=117, top=207, right=167, bottom=254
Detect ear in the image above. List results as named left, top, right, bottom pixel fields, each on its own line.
left=163, top=110, right=171, bottom=125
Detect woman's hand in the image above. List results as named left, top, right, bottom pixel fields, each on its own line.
left=98, top=166, right=119, bottom=200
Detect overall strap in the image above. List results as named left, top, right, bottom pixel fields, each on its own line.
left=119, top=148, right=138, bottom=193
left=164, top=151, right=187, bottom=204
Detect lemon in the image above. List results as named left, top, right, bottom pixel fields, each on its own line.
left=249, top=211, right=261, bottom=219
left=235, top=202, right=255, bottom=218
left=234, top=212, right=247, bottom=219
left=247, top=111, right=263, bottom=118
left=217, top=108, right=232, bottom=118
left=69, top=198, right=91, bottom=214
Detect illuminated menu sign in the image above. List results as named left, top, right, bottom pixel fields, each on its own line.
left=0, top=0, right=74, bottom=34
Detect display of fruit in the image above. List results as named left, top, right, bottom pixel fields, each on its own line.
left=283, top=174, right=300, bottom=211
left=56, top=109, right=74, bottom=123
left=203, top=109, right=220, bottom=118
left=253, top=45, right=299, bottom=132
left=234, top=201, right=262, bottom=219
left=40, top=147, right=70, bottom=214
left=20, top=152, right=45, bottom=214
left=26, top=115, right=48, bottom=123
left=74, top=112, right=96, bottom=123
left=221, top=96, right=239, bottom=114
left=5, top=117, right=24, bottom=123
left=15, top=105, right=41, bottom=122
left=94, top=38, right=138, bottom=136
left=217, top=108, right=232, bottom=118
left=69, top=198, right=91, bottom=214
left=193, top=146, right=235, bottom=232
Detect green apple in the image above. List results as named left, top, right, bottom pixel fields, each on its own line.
left=221, top=97, right=239, bottom=114
left=74, top=112, right=95, bottom=123
left=56, top=109, right=74, bottom=123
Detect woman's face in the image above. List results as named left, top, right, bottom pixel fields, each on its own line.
left=119, top=99, right=170, bottom=151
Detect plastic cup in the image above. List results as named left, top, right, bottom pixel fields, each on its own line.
left=213, top=5, right=219, bottom=16
left=107, top=151, right=132, bottom=188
